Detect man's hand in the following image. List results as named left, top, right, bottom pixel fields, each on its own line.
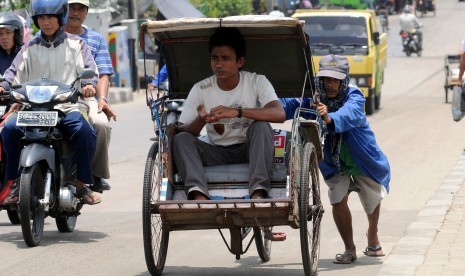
left=210, top=105, right=237, bottom=120
left=315, top=103, right=332, bottom=124
left=0, top=87, right=4, bottom=94
left=98, top=98, right=117, bottom=121
left=81, top=84, right=96, bottom=98
left=197, top=104, right=216, bottom=123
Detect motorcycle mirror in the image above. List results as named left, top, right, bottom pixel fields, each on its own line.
left=373, top=32, right=380, bottom=45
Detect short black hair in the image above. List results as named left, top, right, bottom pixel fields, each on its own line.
left=208, top=27, right=246, bottom=59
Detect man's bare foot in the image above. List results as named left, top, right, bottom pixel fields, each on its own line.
left=251, top=189, right=267, bottom=199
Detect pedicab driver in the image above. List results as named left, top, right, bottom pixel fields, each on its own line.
left=280, top=54, right=391, bottom=264
left=172, top=27, right=286, bottom=200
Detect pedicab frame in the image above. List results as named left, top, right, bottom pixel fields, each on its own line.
left=140, top=15, right=325, bottom=276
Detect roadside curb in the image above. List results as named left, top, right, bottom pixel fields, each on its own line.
left=108, top=87, right=134, bottom=105
left=377, top=153, right=465, bottom=275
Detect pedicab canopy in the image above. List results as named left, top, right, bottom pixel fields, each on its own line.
left=140, top=15, right=316, bottom=99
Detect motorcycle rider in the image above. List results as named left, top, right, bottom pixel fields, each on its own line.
left=0, top=12, right=24, bottom=204
left=0, top=12, right=23, bottom=77
left=399, top=5, right=423, bottom=51
left=375, top=0, right=389, bottom=31
left=0, top=0, right=101, bottom=205
left=64, top=0, right=116, bottom=193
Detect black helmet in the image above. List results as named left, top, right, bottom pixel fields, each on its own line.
left=0, top=12, right=24, bottom=46
left=30, top=0, right=69, bottom=28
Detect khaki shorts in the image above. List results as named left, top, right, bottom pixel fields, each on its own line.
left=325, top=172, right=387, bottom=214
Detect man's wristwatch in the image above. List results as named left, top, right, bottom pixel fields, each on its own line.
left=237, top=106, right=242, bottom=118
left=99, top=96, right=108, bottom=103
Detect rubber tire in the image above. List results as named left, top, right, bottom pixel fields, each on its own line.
left=56, top=215, right=77, bottom=232
left=143, top=142, right=169, bottom=276
left=375, top=93, right=381, bottom=110
left=365, top=92, right=376, bottom=115
left=19, top=164, right=46, bottom=247
left=254, top=227, right=271, bottom=262
left=7, top=209, right=20, bottom=225
left=299, top=143, right=323, bottom=276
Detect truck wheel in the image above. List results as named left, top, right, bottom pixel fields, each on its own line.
left=365, top=93, right=375, bottom=115
left=375, top=94, right=381, bottom=110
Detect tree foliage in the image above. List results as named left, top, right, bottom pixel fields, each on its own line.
left=191, top=0, right=253, bottom=17
left=1, top=0, right=30, bottom=11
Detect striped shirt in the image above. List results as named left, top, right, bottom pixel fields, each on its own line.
left=79, top=27, right=114, bottom=76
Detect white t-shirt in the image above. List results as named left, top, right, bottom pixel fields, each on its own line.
left=179, top=71, right=278, bottom=146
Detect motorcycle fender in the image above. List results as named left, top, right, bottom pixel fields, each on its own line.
left=19, top=143, right=56, bottom=174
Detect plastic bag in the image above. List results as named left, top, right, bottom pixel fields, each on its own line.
left=451, top=86, right=465, bottom=121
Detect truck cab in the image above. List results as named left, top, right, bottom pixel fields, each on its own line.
left=292, top=9, right=388, bottom=114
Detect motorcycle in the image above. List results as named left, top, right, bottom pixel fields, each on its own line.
left=0, top=101, right=21, bottom=225
left=400, top=29, right=422, bottom=57
left=0, top=69, right=95, bottom=247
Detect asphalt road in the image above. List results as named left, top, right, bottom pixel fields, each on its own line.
left=1, top=0, right=465, bottom=275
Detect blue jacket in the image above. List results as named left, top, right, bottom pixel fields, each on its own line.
left=150, top=65, right=168, bottom=87
left=280, top=85, right=391, bottom=192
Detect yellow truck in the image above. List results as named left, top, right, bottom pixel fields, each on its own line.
left=292, top=9, right=388, bottom=115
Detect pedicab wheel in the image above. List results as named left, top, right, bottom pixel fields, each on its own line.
left=143, top=142, right=169, bottom=276
left=299, top=142, right=323, bottom=276
left=19, top=164, right=46, bottom=247
left=7, top=209, right=20, bottom=225
left=254, top=227, right=271, bottom=262
left=56, top=215, right=77, bottom=232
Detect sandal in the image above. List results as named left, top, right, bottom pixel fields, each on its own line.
left=0, top=179, right=16, bottom=204
left=2, top=181, right=20, bottom=205
left=76, top=185, right=101, bottom=205
left=333, top=250, right=357, bottom=264
left=363, top=245, right=385, bottom=257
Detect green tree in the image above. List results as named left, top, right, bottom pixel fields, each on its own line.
left=191, top=0, right=252, bottom=17
left=1, top=0, right=29, bottom=11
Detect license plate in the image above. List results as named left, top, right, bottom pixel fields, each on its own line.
left=0, top=106, right=6, bottom=117
left=17, top=111, right=58, bottom=127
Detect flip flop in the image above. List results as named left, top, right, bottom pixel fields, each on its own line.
left=76, top=186, right=101, bottom=205
left=363, top=245, right=385, bottom=257
left=333, top=251, right=356, bottom=264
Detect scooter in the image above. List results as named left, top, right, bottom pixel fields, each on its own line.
left=0, top=102, right=21, bottom=225
left=0, top=69, right=95, bottom=247
left=400, top=29, right=422, bottom=57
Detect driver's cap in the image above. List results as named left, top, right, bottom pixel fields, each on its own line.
left=68, top=0, right=90, bottom=7
left=316, top=54, right=349, bottom=80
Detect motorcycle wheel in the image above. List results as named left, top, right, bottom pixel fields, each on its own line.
left=406, top=49, right=412, bottom=57
left=19, top=164, right=46, bottom=247
left=56, top=215, right=77, bottom=232
left=417, top=50, right=422, bottom=57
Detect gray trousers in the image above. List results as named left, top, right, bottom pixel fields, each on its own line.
left=172, top=121, right=274, bottom=199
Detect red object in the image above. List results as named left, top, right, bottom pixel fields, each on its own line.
left=0, top=180, right=15, bottom=205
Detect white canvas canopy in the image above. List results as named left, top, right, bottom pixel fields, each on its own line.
left=140, top=15, right=316, bottom=99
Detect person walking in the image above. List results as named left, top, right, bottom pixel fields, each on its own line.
left=280, top=54, right=391, bottom=264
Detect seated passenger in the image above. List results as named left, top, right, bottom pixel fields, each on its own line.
left=172, top=27, right=286, bottom=200
left=0, top=0, right=101, bottom=205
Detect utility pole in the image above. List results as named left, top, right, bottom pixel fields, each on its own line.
left=126, top=0, right=139, bottom=92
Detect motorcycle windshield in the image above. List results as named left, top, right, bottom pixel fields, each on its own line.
left=301, top=16, right=369, bottom=55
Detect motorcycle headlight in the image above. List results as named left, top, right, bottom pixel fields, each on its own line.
left=26, top=85, right=59, bottom=103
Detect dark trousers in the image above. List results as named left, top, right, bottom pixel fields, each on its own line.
left=1, top=111, right=96, bottom=183
left=172, top=121, right=274, bottom=198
